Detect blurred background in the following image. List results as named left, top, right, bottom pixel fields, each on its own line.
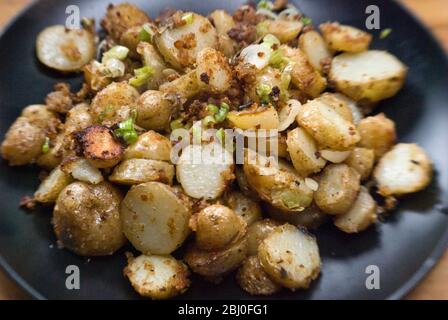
left=0, top=0, right=447, bottom=300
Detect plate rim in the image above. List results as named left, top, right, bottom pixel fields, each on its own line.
left=0, top=0, right=447, bottom=300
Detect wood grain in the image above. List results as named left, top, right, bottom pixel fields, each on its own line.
left=0, top=0, right=447, bottom=300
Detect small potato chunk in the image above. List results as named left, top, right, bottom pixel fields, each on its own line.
left=258, top=224, right=321, bottom=290
left=235, top=166, right=259, bottom=200
left=60, top=157, right=103, bottom=184
left=135, top=90, right=175, bottom=131
left=227, top=105, right=279, bottom=130
left=36, top=25, right=96, bottom=72
left=90, top=82, right=140, bottom=125
left=21, top=104, right=58, bottom=130
left=64, top=103, right=93, bottom=134
left=344, top=147, right=375, bottom=180
left=236, top=256, right=281, bottom=296
left=319, top=149, right=351, bottom=164
left=109, top=159, right=174, bottom=185
left=224, top=191, right=262, bottom=226
left=297, top=99, right=360, bottom=150
left=374, top=143, right=432, bottom=197
left=330, top=50, right=407, bottom=102
left=1, top=117, right=46, bottom=166
left=320, top=22, right=372, bottom=53
left=124, top=131, right=171, bottom=161
left=209, top=10, right=236, bottom=57
left=287, top=127, right=327, bottom=177
left=265, top=203, right=327, bottom=230
left=176, top=143, right=234, bottom=200
left=101, top=3, right=151, bottom=41
left=196, top=48, right=232, bottom=94
left=190, top=204, right=247, bottom=251
left=184, top=234, right=248, bottom=280
left=53, top=182, right=125, bottom=256
left=124, top=254, right=190, bottom=300
left=282, top=46, right=327, bottom=98
left=159, top=71, right=200, bottom=100
left=75, top=125, right=123, bottom=168
left=278, top=99, right=302, bottom=132
left=316, top=93, right=354, bottom=123
left=357, top=113, right=396, bottom=159
left=243, top=151, right=314, bottom=212
left=315, top=164, right=361, bottom=215
left=34, top=166, right=72, bottom=203
left=247, top=219, right=281, bottom=256
left=334, top=187, right=377, bottom=233
left=258, top=20, right=303, bottom=43
left=155, top=13, right=218, bottom=69
left=121, top=182, right=191, bottom=255
left=137, top=42, right=168, bottom=90
left=298, top=30, right=332, bottom=73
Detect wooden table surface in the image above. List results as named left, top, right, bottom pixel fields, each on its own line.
left=0, top=0, right=447, bottom=300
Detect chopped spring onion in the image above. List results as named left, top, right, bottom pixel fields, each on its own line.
left=256, top=84, right=272, bottom=104
left=129, top=66, right=155, bottom=87
left=181, top=12, right=194, bottom=25
left=170, top=119, right=184, bottom=131
left=207, top=104, right=219, bottom=114
left=257, top=0, right=273, bottom=10
left=300, top=16, right=312, bottom=25
left=256, top=22, right=269, bottom=37
left=41, top=137, right=50, bottom=154
left=202, top=115, right=216, bottom=127
left=214, top=103, right=230, bottom=123
left=380, top=28, right=392, bottom=39
left=102, top=46, right=129, bottom=62
left=114, top=118, right=138, bottom=145
left=280, top=70, right=292, bottom=100
left=269, top=48, right=290, bottom=69
left=139, top=23, right=154, bottom=42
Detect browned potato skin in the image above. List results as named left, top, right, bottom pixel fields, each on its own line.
left=236, top=256, right=281, bottom=296
left=282, top=45, right=327, bottom=98
left=53, top=181, right=126, bottom=256
left=1, top=117, right=46, bottom=166
left=184, top=234, right=248, bottom=281
left=119, top=26, right=144, bottom=58
left=124, top=130, right=171, bottom=161
left=320, top=22, right=372, bottom=53
left=223, top=191, right=262, bottom=226
left=190, top=205, right=247, bottom=251
left=314, top=164, right=361, bottom=215
left=101, top=3, right=151, bottom=41
left=357, top=113, right=396, bottom=159
left=90, top=82, right=140, bottom=126
left=247, top=219, right=281, bottom=256
left=75, top=125, right=123, bottom=168
left=135, top=90, right=175, bottom=131
left=265, top=203, right=327, bottom=230
left=344, top=147, right=375, bottom=180
left=21, top=104, right=59, bottom=130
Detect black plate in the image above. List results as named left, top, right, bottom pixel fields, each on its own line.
left=0, top=0, right=447, bottom=300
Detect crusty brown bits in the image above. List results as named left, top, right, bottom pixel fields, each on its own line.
left=45, top=83, right=73, bottom=114
left=75, top=125, right=123, bottom=168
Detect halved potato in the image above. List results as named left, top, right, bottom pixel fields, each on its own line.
left=34, top=166, right=73, bottom=203
left=235, top=166, right=259, bottom=200
left=124, top=254, right=190, bottom=300
left=124, top=131, right=171, bottom=161
left=60, top=157, right=103, bottom=185
left=227, top=105, right=279, bottom=130
left=236, top=255, right=281, bottom=296
left=190, top=204, right=247, bottom=251
left=243, top=151, right=314, bottom=212
left=121, top=182, right=192, bottom=255
left=316, top=93, right=354, bottom=122
left=136, top=90, right=176, bottom=131
left=344, top=147, right=375, bottom=180
left=257, top=20, right=303, bottom=43
left=137, top=42, right=168, bottom=90
left=64, top=103, right=93, bottom=134
left=21, top=104, right=59, bottom=130
left=184, top=234, right=248, bottom=280
left=176, top=143, right=234, bottom=200
left=195, top=47, right=232, bottom=94
left=155, top=12, right=218, bottom=69
left=296, top=99, right=360, bottom=150
left=374, top=143, right=432, bottom=197
left=265, top=203, right=327, bottom=230
left=298, top=30, right=332, bottom=73
left=320, top=22, right=372, bottom=53
left=159, top=71, right=200, bottom=100
left=287, top=127, right=327, bottom=177
left=109, top=159, right=175, bottom=185
left=334, top=186, right=377, bottom=233
left=36, top=25, right=96, bottom=72
left=330, top=50, right=407, bottom=102
left=75, top=125, right=123, bottom=168
left=258, top=224, right=321, bottom=290
left=209, top=10, right=236, bottom=57
left=357, top=113, right=396, bottom=159
left=247, top=219, right=281, bottom=256
left=314, top=164, right=361, bottom=215
left=224, top=191, right=262, bottom=226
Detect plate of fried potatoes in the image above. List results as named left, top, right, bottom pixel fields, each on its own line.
left=0, top=0, right=447, bottom=300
